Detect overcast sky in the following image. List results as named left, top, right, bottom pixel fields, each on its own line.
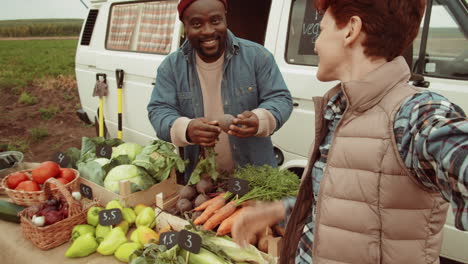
left=0, top=0, right=460, bottom=28
left=0, top=0, right=88, bottom=20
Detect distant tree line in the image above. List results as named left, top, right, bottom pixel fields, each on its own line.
left=0, top=20, right=83, bottom=37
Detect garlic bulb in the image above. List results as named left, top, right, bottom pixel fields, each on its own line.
left=32, top=215, right=45, bottom=227
left=72, top=192, right=82, bottom=201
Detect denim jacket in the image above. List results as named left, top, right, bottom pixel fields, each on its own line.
left=148, top=31, right=292, bottom=181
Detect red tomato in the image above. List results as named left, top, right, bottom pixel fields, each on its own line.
left=6, top=172, right=29, bottom=189
left=31, top=161, right=60, bottom=184
left=49, top=177, right=70, bottom=189
left=59, top=168, right=76, bottom=182
left=15, top=180, right=40, bottom=192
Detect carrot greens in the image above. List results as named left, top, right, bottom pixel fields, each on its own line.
left=233, top=165, right=300, bottom=204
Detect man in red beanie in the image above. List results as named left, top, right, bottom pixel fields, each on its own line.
left=177, top=0, right=227, bottom=20
left=148, top=0, right=292, bottom=182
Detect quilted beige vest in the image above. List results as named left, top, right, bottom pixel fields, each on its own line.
left=280, top=57, right=449, bottom=264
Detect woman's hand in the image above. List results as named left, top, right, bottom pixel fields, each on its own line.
left=231, top=201, right=285, bottom=247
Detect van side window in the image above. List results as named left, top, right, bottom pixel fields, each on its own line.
left=106, top=0, right=178, bottom=54
left=285, top=0, right=322, bottom=66
left=413, top=0, right=468, bottom=80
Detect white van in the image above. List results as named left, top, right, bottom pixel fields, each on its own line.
left=75, top=0, right=468, bottom=262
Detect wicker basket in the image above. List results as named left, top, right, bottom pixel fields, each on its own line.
left=18, top=177, right=97, bottom=250
left=1, top=168, right=80, bottom=206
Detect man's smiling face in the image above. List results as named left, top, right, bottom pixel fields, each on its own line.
left=182, top=0, right=227, bottom=63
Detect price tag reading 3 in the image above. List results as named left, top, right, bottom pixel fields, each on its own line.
left=159, top=231, right=179, bottom=249
left=178, top=230, right=201, bottom=254
left=80, top=184, right=93, bottom=200
left=228, top=178, right=250, bottom=197
left=51, top=152, right=70, bottom=168
left=96, top=145, right=112, bottom=159
left=99, top=208, right=123, bottom=226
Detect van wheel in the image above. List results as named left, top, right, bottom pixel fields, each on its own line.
left=287, top=168, right=304, bottom=179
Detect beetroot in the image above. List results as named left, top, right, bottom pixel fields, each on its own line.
left=179, top=185, right=196, bottom=200
left=219, top=114, right=235, bottom=132
left=191, top=211, right=202, bottom=221
left=196, top=178, right=214, bottom=194
left=176, top=198, right=193, bottom=214
left=194, top=194, right=209, bottom=208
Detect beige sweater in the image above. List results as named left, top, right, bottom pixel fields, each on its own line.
left=170, top=53, right=276, bottom=173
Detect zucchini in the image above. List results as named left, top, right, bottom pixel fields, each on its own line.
left=0, top=200, right=25, bottom=223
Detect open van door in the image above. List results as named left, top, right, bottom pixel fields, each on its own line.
left=411, top=0, right=468, bottom=111
left=412, top=1, right=468, bottom=263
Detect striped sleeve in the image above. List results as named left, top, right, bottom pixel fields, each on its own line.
left=394, top=91, right=468, bottom=230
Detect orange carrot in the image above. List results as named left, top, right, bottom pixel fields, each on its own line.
left=202, top=201, right=238, bottom=230
left=216, top=207, right=246, bottom=236
left=193, top=195, right=227, bottom=225
left=193, top=192, right=226, bottom=212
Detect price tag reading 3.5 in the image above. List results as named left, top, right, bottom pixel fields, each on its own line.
left=99, top=208, right=123, bottom=226
left=96, top=145, right=112, bottom=159
left=159, top=231, right=179, bottom=249
left=80, top=184, right=93, bottom=200
left=178, top=230, right=201, bottom=254
left=227, top=178, right=250, bottom=197
left=51, top=152, right=71, bottom=168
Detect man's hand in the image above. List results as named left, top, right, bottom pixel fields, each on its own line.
left=228, top=111, right=259, bottom=138
left=187, top=118, right=221, bottom=147
left=232, top=201, right=285, bottom=247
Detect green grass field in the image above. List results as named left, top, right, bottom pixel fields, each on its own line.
left=0, top=39, right=77, bottom=90
left=0, top=19, right=83, bottom=37
left=0, top=19, right=83, bottom=25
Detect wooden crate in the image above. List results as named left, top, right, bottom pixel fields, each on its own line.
left=154, top=189, right=189, bottom=232
left=153, top=191, right=283, bottom=257
left=79, top=169, right=179, bottom=207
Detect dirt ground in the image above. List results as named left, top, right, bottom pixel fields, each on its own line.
left=0, top=75, right=96, bottom=162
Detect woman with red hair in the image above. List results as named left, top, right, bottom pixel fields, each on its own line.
left=232, top=0, right=468, bottom=263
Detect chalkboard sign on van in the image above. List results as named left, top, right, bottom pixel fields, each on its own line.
left=298, top=0, right=323, bottom=55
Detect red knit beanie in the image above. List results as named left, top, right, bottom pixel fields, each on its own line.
left=178, top=0, right=228, bottom=20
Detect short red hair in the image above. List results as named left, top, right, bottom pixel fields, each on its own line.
left=315, top=0, right=426, bottom=61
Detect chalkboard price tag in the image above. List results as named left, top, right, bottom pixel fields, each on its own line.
left=178, top=230, right=201, bottom=254
left=96, top=145, right=112, bottom=159
left=80, top=184, right=93, bottom=200
left=51, top=152, right=70, bottom=168
left=159, top=231, right=179, bottom=249
left=99, top=209, right=123, bottom=226
left=228, top=178, right=250, bottom=197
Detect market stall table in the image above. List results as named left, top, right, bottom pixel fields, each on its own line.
left=0, top=195, right=121, bottom=264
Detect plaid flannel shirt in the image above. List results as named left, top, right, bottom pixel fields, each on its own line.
left=282, top=90, right=468, bottom=264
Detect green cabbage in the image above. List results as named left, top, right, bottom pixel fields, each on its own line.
left=111, top=142, right=143, bottom=162
left=94, top=158, right=111, bottom=166
left=104, top=164, right=155, bottom=194
left=132, top=140, right=187, bottom=182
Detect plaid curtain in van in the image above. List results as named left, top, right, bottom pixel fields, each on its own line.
left=107, top=4, right=139, bottom=50
left=136, top=1, right=177, bottom=54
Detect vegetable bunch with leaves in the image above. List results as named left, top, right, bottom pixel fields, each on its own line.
left=188, top=147, right=218, bottom=185
left=194, top=165, right=300, bottom=232
left=132, top=140, right=187, bottom=182
left=130, top=222, right=276, bottom=264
